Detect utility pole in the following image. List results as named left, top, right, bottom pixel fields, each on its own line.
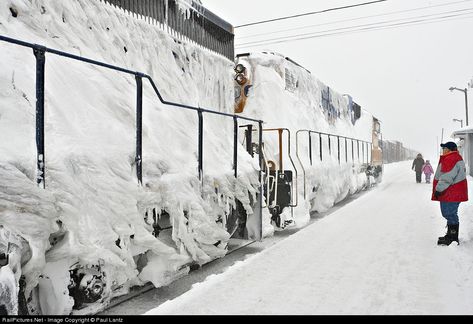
left=449, top=87, right=469, bottom=126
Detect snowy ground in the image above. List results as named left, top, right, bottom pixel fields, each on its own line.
left=145, top=161, right=473, bottom=315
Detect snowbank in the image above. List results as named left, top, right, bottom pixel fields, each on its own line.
left=145, top=164, right=473, bottom=315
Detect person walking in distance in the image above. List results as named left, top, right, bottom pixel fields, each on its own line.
left=412, top=153, right=425, bottom=183
left=433, top=142, right=468, bottom=246
left=422, top=160, right=435, bottom=184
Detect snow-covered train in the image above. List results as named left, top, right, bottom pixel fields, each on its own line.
left=0, top=0, right=408, bottom=316
left=232, top=52, right=384, bottom=230
left=381, top=140, right=418, bottom=164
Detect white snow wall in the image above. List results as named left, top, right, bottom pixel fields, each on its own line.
left=0, top=0, right=260, bottom=315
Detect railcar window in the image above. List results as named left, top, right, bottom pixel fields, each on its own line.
left=322, top=87, right=330, bottom=110
left=285, top=68, right=298, bottom=93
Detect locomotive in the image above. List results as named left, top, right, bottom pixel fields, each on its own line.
left=232, top=51, right=384, bottom=230
left=381, top=140, right=418, bottom=164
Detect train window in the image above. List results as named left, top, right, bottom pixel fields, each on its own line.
left=322, top=87, right=330, bottom=110
left=374, top=122, right=381, bottom=133
left=353, top=103, right=361, bottom=119
left=244, top=85, right=253, bottom=97
left=285, top=68, right=298, bottom=92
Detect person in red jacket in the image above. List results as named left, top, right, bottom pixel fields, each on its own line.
left=432, top=142, right=468, bottom=246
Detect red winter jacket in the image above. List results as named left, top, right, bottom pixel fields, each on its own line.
left=432, top=151, right=468, bottom=202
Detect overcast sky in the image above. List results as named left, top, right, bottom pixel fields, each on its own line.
left=202, top=0, right=473, bottom=161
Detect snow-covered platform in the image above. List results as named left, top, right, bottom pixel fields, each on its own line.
left=142, top=161, right=473, bottom=315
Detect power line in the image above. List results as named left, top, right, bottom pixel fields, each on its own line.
left=237, top=7, right=473, bottom=47
left=236, top=0, right=473, bottom=40
left=234, top=0, right=388, bottom=28
left=235, top=9, right=473, bottom=48
left=236, top=13, right=473, bottom=48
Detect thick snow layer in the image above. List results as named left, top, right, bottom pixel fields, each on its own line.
left=146, top=161, right=473, bottom=315
left=37, top=259, right=74, bottom=315
left=0, top=265, right=18, bottom=315
left=235, top=52, right=374, bottom=224
left=0, top=0, right=258, bottom=315
left=238, top=52, right=373, bottom=142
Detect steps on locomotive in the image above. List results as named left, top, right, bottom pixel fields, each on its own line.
left=263, top=170, right=293, bottom=228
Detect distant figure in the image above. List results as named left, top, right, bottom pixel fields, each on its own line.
left=432, top=142, right=468, bottom=246
left=412, top=153, right=425, bottom=183
left=422, top=160, right=434, bottom=184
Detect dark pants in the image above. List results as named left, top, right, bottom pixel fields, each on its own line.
left=440, top=202, right=461, bottom=225
left=416, top=171, right=422, bottom=183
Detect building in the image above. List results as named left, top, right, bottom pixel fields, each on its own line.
left=452, top=127, right=473, bottom=177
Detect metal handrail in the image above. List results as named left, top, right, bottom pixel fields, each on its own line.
left=260, top=147, right=274, bottom=209
left=0, top=35, right=258, bottom=123
left=0, top=34, right=262, bottom=180
left=0, top=34, right=265, bottom=240
left=296, top=129, right=373, bottom=199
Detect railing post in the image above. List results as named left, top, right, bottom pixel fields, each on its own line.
left=295, top=130, right=307, bottom=200
left=135, top=74, right=143, bottom=185
left=345, top=138, right=348, bottom=163
left=34, top=47, right=46, bottom=189
left=308, top=132, right=313, bottom=166
left=319, top=133, right=323, bottom=161
left=278, top=129, right=283, bottom=170
left=370, top=143, right=374, bottom=163
left=258, top=120, right=264, bottom=241
left=357, top=140, right=360, bottom=162
left=352, top=140, right=354, bottom=161
left=233, top=116, right=238, bottom=178
left=362, top=142, right=365, bottom=164
left=198, top=109, right=204, bottom=182
left=337, top=136, right=340, bottom=164
left=245, top=124, right=253, bottom=157
left=367, top=143, right=370, bottom=164
left=328, top=135, right=331, bottom=156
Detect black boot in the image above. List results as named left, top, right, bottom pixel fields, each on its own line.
left=438, top=224, right=459, bottom=246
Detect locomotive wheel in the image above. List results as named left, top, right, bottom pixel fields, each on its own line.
left=69, top=264, right=107, bottom=309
